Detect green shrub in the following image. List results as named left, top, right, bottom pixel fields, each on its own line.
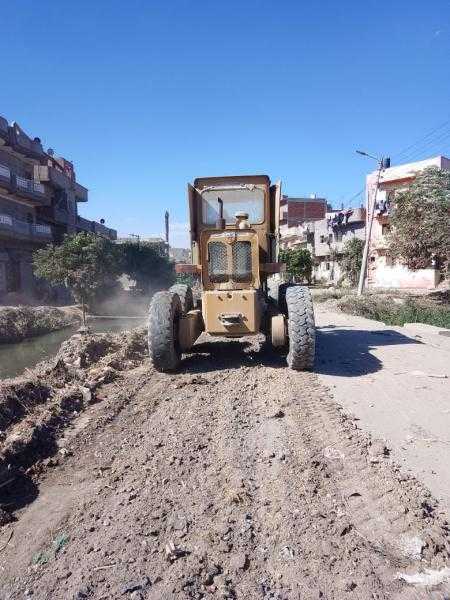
left=337, top=295, right=450, bottom=328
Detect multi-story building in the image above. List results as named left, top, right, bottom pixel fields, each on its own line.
left=0, top=115, right=117, bottom=303
left=279, top=193, right=366, bottom=284
left=366, top=155, right=450, bottom=289
left=279, top=195, right=327, bottom=256
left=279, top=195, right=327, bottom=236
left=312, top=207, right=366, bottom=283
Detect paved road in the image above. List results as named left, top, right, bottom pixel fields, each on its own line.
left=315, top=305, right=450, bottom=516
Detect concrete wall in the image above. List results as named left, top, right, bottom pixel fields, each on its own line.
left=369, top=259, right=440, bottom=289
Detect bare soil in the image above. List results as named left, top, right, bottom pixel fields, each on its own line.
left=0, top=332, right=449, bottom=599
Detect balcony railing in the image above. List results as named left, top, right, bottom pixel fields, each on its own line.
left=0, top=214, right=53, bottom=241
left=0, top=214, right=13, bottom=227
left=74, top=181, right=88, bottom=202
left=14, top=174, right=48, bottom=202
left=32, top=223, right=52, bottom=237
left=0, top=164, right=11, bottom=181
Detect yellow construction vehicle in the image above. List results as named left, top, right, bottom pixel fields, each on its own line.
left=148, top=175, right=315, bottom=371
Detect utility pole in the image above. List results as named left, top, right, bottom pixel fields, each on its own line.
left=356, top=151, right=387, bottom=296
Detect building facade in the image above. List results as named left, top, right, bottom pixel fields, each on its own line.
left=366, top=155, right=450, bottom=289
left=313, top=207, right=366, bottom=284
left=279, top=194, right=366, bottom=284
left=0, top=115, right=117, bottom=304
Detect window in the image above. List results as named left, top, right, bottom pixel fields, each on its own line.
left=335, top=231, right=343, bottom=242
left=328, top=233, right=333, bottom=243
left=320, top=235, right=325, bottom=243
left=382, top=224, right=391, bottom=236
left=325, top=262, right=330, bottom=270
left=202, top=186, right=265, bottom=225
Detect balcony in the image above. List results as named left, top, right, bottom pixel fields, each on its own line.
left=0, top=163, right=11, bottom=189
left=32, top=223, right=53, bottom=240
left=376, top=214, right=390, bottom=225
left=0, top=214, right=53, bottom=243
left=14, top=175, right=50, bottom=205
left=9, top=122, right=45, bottom=160
left=74, top=181, right=88, bottom=202
left=36, top=165, right=72, bottom=190
left=347, top=207, right=366, bottom=223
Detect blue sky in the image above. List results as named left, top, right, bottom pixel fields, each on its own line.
left=1, top=0, right=449, bottom=247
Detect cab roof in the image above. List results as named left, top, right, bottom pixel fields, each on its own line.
left=193, top=175, right=270, bottom=189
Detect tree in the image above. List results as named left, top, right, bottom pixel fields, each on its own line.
left=119, top=241, right=175, bottom=294
left=33, top=233, right=121, bottom=325
left=388, top=167, right=450, bottom=271
left=279, top=247, right=312, bottom=283
left=341, top=238, right=364, bottom=285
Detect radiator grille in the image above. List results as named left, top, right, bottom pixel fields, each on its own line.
left=232, top=241, right=252, bottom=282
left=208, top=241, right=228, bottom=282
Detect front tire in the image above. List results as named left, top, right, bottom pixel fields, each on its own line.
left=169, top=284, right=194, bottom=314
left=148, top=291, right=182, bottom=372
left=286, top=286, right=315, bottom=371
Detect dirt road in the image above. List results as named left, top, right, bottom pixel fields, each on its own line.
left=1, top=332, right=450, bottom=599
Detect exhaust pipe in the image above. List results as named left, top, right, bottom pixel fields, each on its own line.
left=216, top=197, right=225, bottom=230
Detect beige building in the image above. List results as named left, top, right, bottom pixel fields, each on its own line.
left=0, top=115, right=116, bottom=303
left=313, top=207, right=366, bottom=284
left=366, top=155, right=450, bottom=289
left=279, top=197, right=366, bottom=284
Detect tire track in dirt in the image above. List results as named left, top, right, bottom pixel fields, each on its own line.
left=0, top=335, right=449, bottom=599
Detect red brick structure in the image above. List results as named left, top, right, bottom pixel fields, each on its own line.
left=280, top=196, right=327, bottom=226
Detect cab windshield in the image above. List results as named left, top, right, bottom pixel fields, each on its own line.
left=201, top=186, right=265, bottom=225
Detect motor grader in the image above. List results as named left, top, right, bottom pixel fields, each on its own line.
left=148, top=175, right=315, bottom=372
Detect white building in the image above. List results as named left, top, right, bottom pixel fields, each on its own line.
left=366, top=155, right=450, bottom=289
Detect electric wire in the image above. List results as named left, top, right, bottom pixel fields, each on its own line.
left=392, top=118, right=450, bottom=162
left=397, top=127, right=450, bottom=163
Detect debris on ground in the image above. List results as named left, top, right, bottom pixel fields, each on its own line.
left=0, top=333, right=449, bottom=599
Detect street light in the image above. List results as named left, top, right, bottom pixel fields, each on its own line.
left=356, top=150, right=379, bottom=161
left=356, top=150, right=388, bottom=295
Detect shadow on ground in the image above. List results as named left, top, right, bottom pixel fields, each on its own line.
left=181, top=338, right=286, bottom=373
left=315, top=326, right=420, bottom=377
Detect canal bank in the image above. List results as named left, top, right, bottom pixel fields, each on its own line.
left=0, top=305, right=82, bottom=343
left=0, top=315, right=146, bottom=379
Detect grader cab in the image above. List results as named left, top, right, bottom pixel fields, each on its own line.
left=148, top=175, right=315, bottom=372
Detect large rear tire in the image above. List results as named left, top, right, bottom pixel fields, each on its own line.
left=169, top=284, right=194, bottom=314
left=286, top=286, right=315, bottom=371
left=148, top=291, right=182, bottom=372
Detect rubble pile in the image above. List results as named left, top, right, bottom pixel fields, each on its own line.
left=0, top=327, right=148, bottom=510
